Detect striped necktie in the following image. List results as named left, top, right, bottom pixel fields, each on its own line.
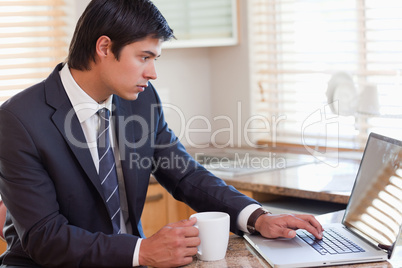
left=97, top=108, right=121, bottom=234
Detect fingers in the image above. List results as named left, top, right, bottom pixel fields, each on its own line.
left=167, top=217, right=199, bottom=238
left=257, top=213, right=324, bottom=239
left=168, top=217, right=197, bottom=228
left=286, top=229, right=297, bottom=238
left=292, top=214, right=324, bottom=239
left=139, top=219, right=201, bottom=267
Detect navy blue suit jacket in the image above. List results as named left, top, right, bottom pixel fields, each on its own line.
left=0, top=64, right=258, bottom=267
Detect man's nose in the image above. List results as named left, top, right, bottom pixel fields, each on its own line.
left=145, top=60, right=157, bottom=80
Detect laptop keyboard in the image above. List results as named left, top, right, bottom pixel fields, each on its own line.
left=297, top=228, right=366, bottom=255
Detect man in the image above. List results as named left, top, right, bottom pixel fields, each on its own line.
left=0, top=0, right=323, bottom=267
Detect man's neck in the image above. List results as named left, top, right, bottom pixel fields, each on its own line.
left=69, top=66, right=110, bottom=103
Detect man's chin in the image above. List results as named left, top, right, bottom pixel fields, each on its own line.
left=119, top=92, right=141, bottom=101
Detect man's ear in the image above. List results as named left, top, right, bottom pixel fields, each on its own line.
left=96, top=35, right=112, bottom=59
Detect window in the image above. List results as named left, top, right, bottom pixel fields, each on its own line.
left=0, top=0, right=70, bottom=104
left=250, top=0, right=402, bottom=150
left=152, top=0, right=238, bottom=48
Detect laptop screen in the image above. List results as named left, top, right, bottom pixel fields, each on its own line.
left=343, top=133, right=402, bottom=255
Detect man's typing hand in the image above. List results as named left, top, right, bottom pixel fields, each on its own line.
left=139, top=217, right=200, bottom=267
left=255, top=213, right=324, bottom=239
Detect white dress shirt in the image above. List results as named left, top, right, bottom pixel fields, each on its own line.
left=59, top=63, right=259, bottom=267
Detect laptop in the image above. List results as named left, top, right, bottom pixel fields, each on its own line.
left=244, top=132, right=402, bottom=268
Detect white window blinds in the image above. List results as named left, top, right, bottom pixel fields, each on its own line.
left=0, top=0, right=69, bottom=104
left=152, top=0, right=237, bottom=48
left=250, top=0, right=402, bottom=150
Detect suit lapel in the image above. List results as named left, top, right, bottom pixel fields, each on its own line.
left=44, top=64, right=103, bottom=197
left=114, top=97, right=139, bottom=188
left=113, top=97, right=142, bottom=236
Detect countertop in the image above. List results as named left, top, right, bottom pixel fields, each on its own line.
left=188, top=148, right=362, bottom=205
left=221, top=160, right=358, bottom=204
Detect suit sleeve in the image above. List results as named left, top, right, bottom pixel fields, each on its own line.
left=148, top=87, right=260, bottom=235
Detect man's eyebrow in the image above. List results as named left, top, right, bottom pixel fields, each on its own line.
left=143, top=50, right=161, bottom=58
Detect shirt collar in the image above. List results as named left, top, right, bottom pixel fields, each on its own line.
left=59, top=64, right=113, bottom=123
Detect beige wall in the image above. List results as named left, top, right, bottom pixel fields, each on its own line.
left=74, top=0, right=251, bottom=147
left=209, top=0, right=251, bottom=147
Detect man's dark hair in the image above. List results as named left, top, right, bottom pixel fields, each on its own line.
left=67, top=0, right=174, bottom=70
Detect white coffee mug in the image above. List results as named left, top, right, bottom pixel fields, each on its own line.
left=190, top=211, right=230, bottom=261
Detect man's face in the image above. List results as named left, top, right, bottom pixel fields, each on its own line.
left=100, top=36, right=162, bottom=101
